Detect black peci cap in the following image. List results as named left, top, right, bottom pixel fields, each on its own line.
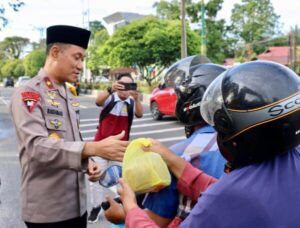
left=46, top=25, right=91, bottom=49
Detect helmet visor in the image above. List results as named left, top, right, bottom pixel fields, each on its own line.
left=200, top=72, right=225, bottom=126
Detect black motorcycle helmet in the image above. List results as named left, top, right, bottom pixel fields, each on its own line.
left=201, top=60, right=300, bottom=168
left=175, top=63, right=226, bottom=128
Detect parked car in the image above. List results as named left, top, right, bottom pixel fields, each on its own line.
left=15, top=76, right=31, bottom=87
left=150, top=55, right=211, bottom=120
left=4, top=77, right=14, bottom=87
left=94, top=76, right=110, bottom=83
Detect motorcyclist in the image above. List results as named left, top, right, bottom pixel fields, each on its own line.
left=120, top=60, right=300, bottom=228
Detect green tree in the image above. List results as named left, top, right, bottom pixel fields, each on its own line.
left=99, top=16, right=200, bottom=85
left=87, top=29, right=109, bottom=75
left=13, top=59, right=25, bottom=76
left=89, top=20, right=105, bottom=39
left=230, top=0, right=281, bottom=60
left=23, top=48, right=46, bottom=76
left=0, top=59, right=8, bottom=78
left=186, top=0, right=229, bottom=63
left=1, top=59, right=22, bottom=77
left=0, top=36, right=29, bottom=59
left=0, top=0, right=24, bottom=30
left=153, top=0, right=185, bottom=20
left=154, top=0, right=228, bottom=63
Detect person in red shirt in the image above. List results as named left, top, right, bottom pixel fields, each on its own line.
left=88, top=73, right=143, bottom=223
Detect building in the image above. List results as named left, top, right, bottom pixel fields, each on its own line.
left=103, top=12, right=147, bottom=35
left=257, top=46, right=291, bottom=65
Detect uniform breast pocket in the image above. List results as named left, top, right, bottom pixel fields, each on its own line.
left=45, top=116, right=67, bottom=138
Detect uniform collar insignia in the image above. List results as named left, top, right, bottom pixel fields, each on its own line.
left=44, top=77, right=55, bottom=89
left=21, top=91, right=40, bottom=113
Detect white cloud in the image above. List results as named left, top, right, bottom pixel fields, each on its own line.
left=0, top=0, right=298, bottom=42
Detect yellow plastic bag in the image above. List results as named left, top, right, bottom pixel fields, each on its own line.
left=123, top=138, right=171, bottom=193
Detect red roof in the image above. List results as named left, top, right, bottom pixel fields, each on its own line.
left=224, top=58, right=235, bottom=66
left=257, top=46, right=290, bottom=65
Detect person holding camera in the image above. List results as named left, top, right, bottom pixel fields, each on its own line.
left=87, top=73, right=143, bottom=223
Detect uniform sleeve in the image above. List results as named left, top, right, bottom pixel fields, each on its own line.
left=177, top=163, right=217, bottom=201
left=125, top=207, right=159, bottom=228
left=10, top=87, right=87, bottom=171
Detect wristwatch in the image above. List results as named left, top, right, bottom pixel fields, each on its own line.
left=107, top=87, right=113, bottom=94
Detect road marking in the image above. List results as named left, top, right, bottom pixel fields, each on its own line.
left=80, top=127, right=183, bottom=141
left=158, top=136, right=186, bottom=142
left=82, top=135, right=186, bottom=142
left=130, top=127, right=183, bottom=136
left=80, top=122, right=183, bottom=135
left=0, top=153, right=19, bottom=158
left=131, top=121, right=177, bottom=129
left=80, top=117, right=153, bottom=126
left=0, top=97, right=9, bottom=106
left=80, top=121, right=176, bottom=133
left=80, top=105, right=87, bottom=109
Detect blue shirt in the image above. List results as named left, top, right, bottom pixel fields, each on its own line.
left=181, top=147, right=300, bottom=228
left=142, top=125, right=226, bottom=218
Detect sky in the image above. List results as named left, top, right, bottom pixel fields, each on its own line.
left=0, top=0, right=299, bottom=42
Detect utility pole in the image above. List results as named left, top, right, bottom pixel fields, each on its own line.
left=289, top=26, right=297, bottom=71
left=181, top=0, right=187, bottom=58
left=200, top=0, right=207, bottom=56
left=82, top=0, right=90, bottom=85
left=296, top=25, right=298, bottom=73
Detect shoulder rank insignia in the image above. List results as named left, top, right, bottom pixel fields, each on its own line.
left=44, top=77, right=54, bottom=89
left=21, top=91, right=40, bottom=113
left=50, top=119, right=62, bottom=129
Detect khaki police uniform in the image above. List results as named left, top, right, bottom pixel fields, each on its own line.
left=10, top=69, right=88, bottom=223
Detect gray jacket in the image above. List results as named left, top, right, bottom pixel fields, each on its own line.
left=10, top=70, right=88, bottom=223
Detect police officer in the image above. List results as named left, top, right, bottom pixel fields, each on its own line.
left=10, top=25, right=128, bottom=228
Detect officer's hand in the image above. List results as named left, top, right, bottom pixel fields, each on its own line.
left=87, top=160, right=101, bottom=182
left=117, top=178, right=138, bottom=213
left=95, top=131, right=129, bottom=161
left=104, top=196, right=125, bottom=224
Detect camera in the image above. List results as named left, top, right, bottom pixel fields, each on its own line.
left=119, top=82, right=137, bottom=91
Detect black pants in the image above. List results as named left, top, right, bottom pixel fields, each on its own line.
left=25, top=212, right=87, bottom=228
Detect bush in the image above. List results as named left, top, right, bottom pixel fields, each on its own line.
left=79, top=80, right=159, bottom=94
left=137, top=81, right=160, bottom=94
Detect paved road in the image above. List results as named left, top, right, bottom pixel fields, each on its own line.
left=78, top=94, right=185, bottom=147
left=0, top=88, right=185, bottom=227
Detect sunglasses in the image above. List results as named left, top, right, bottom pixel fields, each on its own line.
left=98, top=165, right=122, bottom=188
